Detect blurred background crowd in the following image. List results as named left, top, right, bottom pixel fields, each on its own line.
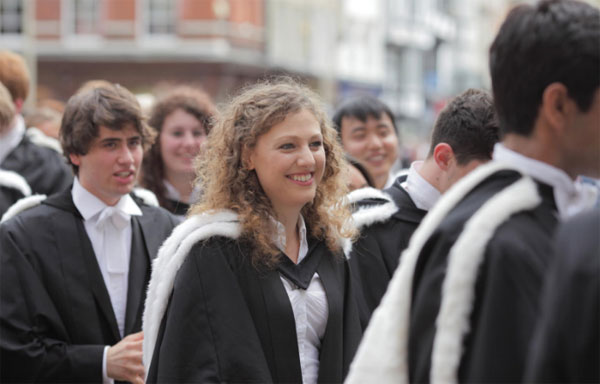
left=3, top=0, right=597, bottom=167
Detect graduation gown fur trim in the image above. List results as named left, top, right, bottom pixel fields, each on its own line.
left=25, top=127, right=63, bottom=154
left=345, top=161, right=541, bottom=384
left=132, top=187, right=159, bottom=207
left=1, top=194, right=46, bottom=223
left=348, top=187, right=397, bottom=230
left=142, top=210, right=240, bottom=369
left=0, top=169, right=31, bottom=197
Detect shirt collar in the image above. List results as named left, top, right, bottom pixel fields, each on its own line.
left=163, top=179, right=181, bottom=201
left=0, top=114, right=25, bottom=164
left=383, top=170, right=396, bottom=189
left=72, top=177, right=142, bottom=221
left=271, top=214, right=309, bottom=263
left=402, top=161, right=441, bottom=211
left=493, top=143, right=595, bottom=218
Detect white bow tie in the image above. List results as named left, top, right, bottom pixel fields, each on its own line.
left=96, top=206, right=130, bottom=273
left=96, top=206, right=130, bottom=231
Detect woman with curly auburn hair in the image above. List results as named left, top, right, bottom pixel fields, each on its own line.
left=142, top=78, right=361, bottom=384
left=140, top=85, right=216, bottom=217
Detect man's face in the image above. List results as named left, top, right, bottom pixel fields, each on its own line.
left=340, top=113, right=398, bottom=189
left=69, top=124, right=143, bottom=206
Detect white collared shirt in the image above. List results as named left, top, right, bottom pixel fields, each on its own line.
left=401, top=161, right=441, bottom=211
left=163, top=179, right=181, bottom=201
left=0, top=115, right=25, bottom=164
left=72, top=177, right=142, bottom=384
left=383, top=170, right=396, bottom=189
left=273, top=215, right=329, bottom=384
left=493, top=143, right=597, bottom=219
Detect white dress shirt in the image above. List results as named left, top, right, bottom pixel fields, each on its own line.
left=0, top=114, right=25, bottom=164
left=401, top=161, right=441, bottom=211
left=72, top=177, right=142, bottom=383
left=493, top=143, right=597, bottom=219
left=272, top=215, right=329, bottom=384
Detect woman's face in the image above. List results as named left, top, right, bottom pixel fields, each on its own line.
left=159, top=108, right=206, bottom=178
left=247, top=109, right=326, bottom=216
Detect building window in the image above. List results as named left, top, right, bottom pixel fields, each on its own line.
left=0, top=0, right=23, bottom=34
left=147, top=0, right=175, bottom=35
left=73, top=0, right=99, bottom=34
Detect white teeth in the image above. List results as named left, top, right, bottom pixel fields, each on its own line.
left=116, top=172, right=130, bottom=177
left=291, top=174, right=311, bottom=182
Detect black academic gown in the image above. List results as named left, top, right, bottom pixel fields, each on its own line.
left=408, top=170, right=559, bottom=383
left=0, top=185, right=25, bottom=217
left=0, top=188, right=178, bottom=383
left=1, top=136, right=72, bottom=197
left=163, top=198, right=190, bottom=218
left=525, top=210, right=600, bottom=383
left=349, top=175, right=427, bottom=327
left=147, top=235, right=362, bottom=384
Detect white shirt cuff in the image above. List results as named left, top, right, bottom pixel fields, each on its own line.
left=102, top=345, right=114, bottom=384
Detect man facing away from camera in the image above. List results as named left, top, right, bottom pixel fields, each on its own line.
left=346, top=1, right=599, bottom=383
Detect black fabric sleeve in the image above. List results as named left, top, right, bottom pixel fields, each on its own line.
left=525, top=211, right=600, bottom=383
left=0, top=225, right=104, bottom=383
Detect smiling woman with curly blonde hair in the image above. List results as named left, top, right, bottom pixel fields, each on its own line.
left=143, top=78, right=361, bottom=384
left=191, top=78, right=356, bottom=266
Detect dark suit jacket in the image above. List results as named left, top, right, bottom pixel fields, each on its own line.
left=1, top=136, right=72, bottom=197
left=0, top=188, right=178, bottom=382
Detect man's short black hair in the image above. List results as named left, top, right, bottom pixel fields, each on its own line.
left=428, top=88, right=499, bottom=165
left=490, top=0, right=599, bottom=137
left=332, top=95, right=397, bottom=135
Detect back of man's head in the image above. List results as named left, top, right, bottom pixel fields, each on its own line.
left=490, top=0, right=599, bottom=136
left=0, top=82, right=15, bottom=133
left=0, top=51, right=29, bottom=106
left=60, top=83, right=155, bottom=174
left=428, top=89, right=499, bottom=165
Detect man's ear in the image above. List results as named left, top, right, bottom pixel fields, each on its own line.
left=13, top=98, right=24, bottom=114
left=433, top=143, right=454, bottom=171
left=69, top=153, right=81, bottom=167
left=540, top=82, right=573, bottom=135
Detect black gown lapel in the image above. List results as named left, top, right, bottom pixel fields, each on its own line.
left=238, top=261, right=303, bottom=384
left=43, top=190, right=121, bottom=343
left=124, top=217, right=149, bottom=335
left=135, top=208, right=166, bottom=263
left=314, top=245, right=345, bottom=383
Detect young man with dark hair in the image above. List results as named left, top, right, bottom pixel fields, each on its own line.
left=348, top=88, right=499, bottom=325
left=0, top=50, right=72, bottom=196
left=333, top=95, right=399, bottom=189
left=0, top=84, right=178, bottom=383
left=347, top=1, right=599, bottom=383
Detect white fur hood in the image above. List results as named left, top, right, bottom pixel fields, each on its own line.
left=348, top=187, right=398, bottom=230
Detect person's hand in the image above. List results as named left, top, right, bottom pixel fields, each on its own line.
left=107, top=331, right=145, bottom=384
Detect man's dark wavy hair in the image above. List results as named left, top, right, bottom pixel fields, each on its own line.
left=490, top=0, right=599, bottom=137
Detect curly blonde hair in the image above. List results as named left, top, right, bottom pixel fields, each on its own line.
left=190, top=78, right=356, bottom=268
